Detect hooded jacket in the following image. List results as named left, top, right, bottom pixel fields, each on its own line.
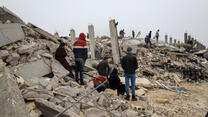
left=73, top=33, right=88, bottom=60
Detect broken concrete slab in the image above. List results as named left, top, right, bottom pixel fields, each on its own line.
left=35, top=100, right=79, bottom=117
left=52, top=59, right=69, bottom=76
left=54, top=86, right=79, bottom=98
left=6, top=53, right=20, bottom=66
left=0, top=69, right=29, bottom=117
left=0, top=50, right=9, bottom=59
left=0, top=23, right=25, bottom=47
left=83, top=108, right=109, bottom=117
left=28, top=23, right=59, bottom=44
left=0, top=7, right=25, bottom=24
left=15, top=59, right=51, bottom=81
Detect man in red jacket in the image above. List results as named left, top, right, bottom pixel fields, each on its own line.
left=73, top=33, right=88, bottom=85
left=55, top=41, right=74, bottom=78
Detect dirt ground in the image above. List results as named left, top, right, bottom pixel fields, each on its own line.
left=105, top=82, right=208, bottom=117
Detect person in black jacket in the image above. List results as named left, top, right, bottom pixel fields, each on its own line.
left=121, top=47, right=138, bottom=101
left=55, top=42, right=74, bottom=78
left=96, top=56, right=111, bottom=78
left=108, top=64, right=125, bottom=96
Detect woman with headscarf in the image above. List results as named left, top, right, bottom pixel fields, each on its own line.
left=55, top=41, right=74, bottom=78
left=73, top=33, right=88, bottom=85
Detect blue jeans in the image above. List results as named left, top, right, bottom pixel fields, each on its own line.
left=125, top=74, right=136, bottom=97
left=75, top=60, right=85, bottom=83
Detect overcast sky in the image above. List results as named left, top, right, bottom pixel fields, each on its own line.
left=1, top=0, right=207, bottom=47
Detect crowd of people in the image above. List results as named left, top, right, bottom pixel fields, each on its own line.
left=55, top=29, right=160, bottom=101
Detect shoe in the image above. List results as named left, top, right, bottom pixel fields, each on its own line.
left=132, top=96, right=137, bottom=101
left=124, top=95, right=130, bottom=101
left=67, top=73, right=74, bottom=78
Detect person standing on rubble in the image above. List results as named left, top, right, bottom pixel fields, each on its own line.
left=145, top=35, right=152, bottom=47
left=132, top=30, right=135, bottom=38
left=148, top=31, right=152, bottom=39
left=55, top=41, right=74, bottom=78
left=121, top=47, right=138, bottom=101
left=155, top=29, right=160, bottom=43
left=73, top=33, right=88, bottom=85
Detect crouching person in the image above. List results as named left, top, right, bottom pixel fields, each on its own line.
left=93, top=56, right=111, bottom=92
left=93, top=76, right=108, bottom=92
left=108, top=64, right=125, bottom=96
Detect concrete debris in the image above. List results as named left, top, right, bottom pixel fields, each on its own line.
left=0, top=7, right=25, bottom=24
left=35, top=100, right=79, bottom=117
left=0, top=23, right=25, bottom=47
left=0, top=69, right=29, bottom=117
left=0, top=7, right=207, bottom=117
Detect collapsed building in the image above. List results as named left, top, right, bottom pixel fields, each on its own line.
left=0, top=7, right=208, bottom=117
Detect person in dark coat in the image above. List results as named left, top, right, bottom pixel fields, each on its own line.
left=108, top=65, right=125, bottom=96
left=148, top=31, right=152, bottom=39
left=132, top=30, right=135, bottom=38
left=145, top=35, right=152, bottom=47
left=121, top=47, right=138, bottom=101
left=55, top=41, right=74, bottom=78
left=73, top=33, right=88, bottom=85
left=96, top=56, right=111, bottom=78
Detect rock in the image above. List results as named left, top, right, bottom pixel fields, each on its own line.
left=6, top=53, right=20, bottom=66
left=22, top=86, right=53, bottom=100
left=35, top=100, right=79, bottom=117
left=136, top=78, right=153, bottom=88
left=0, top=59, right=6, bottom=70
left=0, top=50, right=9, bottom=59
left=54, top=86, right=79, bottom=98
left=0, top=70, right=29, bottom=117
left=0, top=7, right=25, bottom=24
left=29, top=109, right=42, bottom=117
left=41, top=53, right=53, bottom=59
left=155, top=98, right=170, bottom=104
left=52, top=59, right=69, bottom=77
left=135, top=89, right=146, bottom=97
left=17, top=42, right=36, bottom=54
left=83, top=108, right=109, bottom=117
left=122, top=109, right=139, bottom=117
left=15, top=59, right=51, bottom=81
left=39, top=78, right=50, bottom=87
left=97, top=94, right=108, bottom=107
left=0, top=23, right=25, bottom=47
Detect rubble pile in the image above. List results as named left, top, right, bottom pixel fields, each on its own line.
left=0, top=7, right=208, bottom=117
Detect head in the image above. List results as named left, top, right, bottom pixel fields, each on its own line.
left=104, top=56, right=111, bottom=62
left=149, top=31, right=152, bottom=33
left=78, top=33, right=86, bottom=41
left=60, top=41, right=66, bottom=48
left=127, top=47, right=132, bottom=54
left=157, top=29, right=160, bottom=32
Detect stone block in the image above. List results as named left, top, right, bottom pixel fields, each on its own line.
left=0, top=23, right=25, bottom=47
left=15, top=59, right=51, bottom=81
left=0, top=70, right=29, bottom=117
left=35, top=100, right=79, bottom=117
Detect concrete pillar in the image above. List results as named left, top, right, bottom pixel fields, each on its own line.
left=169, top=37, right=172, bottom=44
left=165, top=35, right=168, bottom=43
left=174, top=39, right=177, bottom=44
left=88, top=25, right=95, bottom=59
left=188, top=35, right=191, bottom=42
left=109, top=19, right=120, bottom=64
left=184, top=33, right=188, bottom=43
left=70, top=29, right=76, bottom=44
